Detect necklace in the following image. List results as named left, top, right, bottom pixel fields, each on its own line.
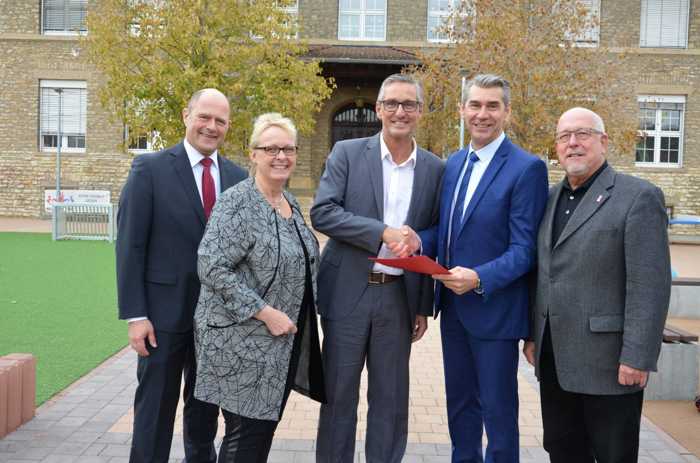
left=271, top=194, right=284, bottom=213
left=255, top=179, right=284, bottom=213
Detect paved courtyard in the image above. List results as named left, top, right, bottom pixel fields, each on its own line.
left=1, top=320, right=697, bottom=463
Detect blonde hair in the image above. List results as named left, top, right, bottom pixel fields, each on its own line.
left=249, top=113, right=297, bottom=150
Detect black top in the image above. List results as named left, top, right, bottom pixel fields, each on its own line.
left=552, top=161, right=608, bottom=246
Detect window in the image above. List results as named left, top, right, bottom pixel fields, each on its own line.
left=635, top=95, right=685, bottom=167
left=572, top=0, right=600, bottom=46
left=42, top=0, right=88, bottom=35
left=40, top=80, right=87, bottom=153
left=125, top=127, right=160, bottom=153
left=277, top=0, right=299, bottom=38
left=427, top=0, right=453, bottom=42
left=338, top=0, right=386, bottom=41
left=640, top=0, right=689, bottom=48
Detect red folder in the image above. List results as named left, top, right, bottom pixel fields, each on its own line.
left=369, top=255, right=450, bottom=275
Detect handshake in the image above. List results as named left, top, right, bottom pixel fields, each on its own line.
left=383, top=225, right=421, bottom=258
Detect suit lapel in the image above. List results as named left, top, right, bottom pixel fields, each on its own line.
left=171, top=143, right=206, bottom=226
left=219, top=157, right=234, bottom=192
left=405, top=149, right=428, bottom=227
left=365, top=134, right=384, bottom=219
left=456, top=138, right=509, bottom=237
left=554, top=167, right=615, bottom=249
left=541, top=182, right=562, bottom=253
left=442, top=149, right=467, bottom=231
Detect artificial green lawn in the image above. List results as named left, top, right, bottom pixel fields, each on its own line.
left=0, top=232, right=126, bottom=405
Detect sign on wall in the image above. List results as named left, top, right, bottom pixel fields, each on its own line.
left=44, top=189, right=111, bottom=214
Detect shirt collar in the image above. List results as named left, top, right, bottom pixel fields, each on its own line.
left=468, top=131, right=505, bottom=164
left=184, top=138, right=219, bottom=169
left=380, top=134, right=417, bottom=167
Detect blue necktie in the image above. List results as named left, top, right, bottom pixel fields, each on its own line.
left=449, top=151, right=479, bottom=250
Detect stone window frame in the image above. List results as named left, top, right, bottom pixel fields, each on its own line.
left=39, top=80, right=88, bottom=154
left=639, top=0, right=689, bottom=48
left=41, top=0, right=88, bottom=36
left=635, top=95, right=685, bottom=168
left=338, top=0, right=386, bottom=41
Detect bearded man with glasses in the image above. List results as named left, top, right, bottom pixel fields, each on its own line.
left=311, top=73, right=444, bottom=463
left=524, top=107, right=671, bottom=463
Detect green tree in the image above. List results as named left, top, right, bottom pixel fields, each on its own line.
left=84, top=0, right=334, bottom=161
left=411, top=0, right=636, bottom=159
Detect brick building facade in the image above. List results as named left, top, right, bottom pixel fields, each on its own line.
left=1, top=0, right=698, bottom=236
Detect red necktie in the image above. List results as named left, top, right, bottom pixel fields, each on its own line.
left=200, top=157, right=215, bottom=220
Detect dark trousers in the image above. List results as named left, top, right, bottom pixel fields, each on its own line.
left=316, top=279, right=411, bottom=463
left=129, top=330, right=219, bottom=463
left=441, top=294, right=520, bottom=463
left=540, top=327, right=644, bottom=463
left=216, top=410, right=280, bottom=463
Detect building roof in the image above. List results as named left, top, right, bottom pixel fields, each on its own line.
left=305, top=44, right=420, bottom=65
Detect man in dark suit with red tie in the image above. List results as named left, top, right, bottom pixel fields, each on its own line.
left=116, top=88, right=247, bottom=463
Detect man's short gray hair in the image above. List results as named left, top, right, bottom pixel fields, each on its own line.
left=461, top=74, right=511, bottom=107
left=377, top=74, right=424, bottom=104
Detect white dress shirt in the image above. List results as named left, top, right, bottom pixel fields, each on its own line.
left=453, top=131, right=505, bottom=221
left=373, top=135, right=417, bottom=275
left=128, top=140, right=223, bottom=324
left=184, top=138, right=223, bottom=201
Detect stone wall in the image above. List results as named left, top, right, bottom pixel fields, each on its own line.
left=1, top=0, right=698, bottom=234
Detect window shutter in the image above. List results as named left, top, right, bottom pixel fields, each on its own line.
left=61, top=89, right=87, bottom=135
left=43, top=0, right=66, bottom=31
left=641, top=0, right=688, bottom=47
left=40, top=88, right=60, bottom=134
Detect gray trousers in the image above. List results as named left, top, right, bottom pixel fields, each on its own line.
left=316, top=279, right=412, bottom=463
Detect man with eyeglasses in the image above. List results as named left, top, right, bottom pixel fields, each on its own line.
left=311, top=73, right=444, bottom=463
left=523, top=107, right=671, bottom=463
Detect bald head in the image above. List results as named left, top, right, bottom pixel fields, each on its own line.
left=187, top=88, right=229, bottom=113
left=182, top=88, right=230, bottom=156
left=558, top=107, right=605, bottom=133
left=555, top=107, right=608, bottom=189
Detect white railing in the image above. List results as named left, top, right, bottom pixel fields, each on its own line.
left=52, top=203, right=116, bottom=242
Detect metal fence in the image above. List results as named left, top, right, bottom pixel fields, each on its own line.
left=52, top=203, right=116, bottom=242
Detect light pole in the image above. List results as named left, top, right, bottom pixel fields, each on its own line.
left=459, top=74, right=466, bottom=150
left=54, top=88, right=63, bottom=205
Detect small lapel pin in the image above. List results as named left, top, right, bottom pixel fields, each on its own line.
left=596, top=195, right=603, bottom=203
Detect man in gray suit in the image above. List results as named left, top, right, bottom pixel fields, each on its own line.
left=524, top=107, right=671, bottom=463
left=311, top=74, right=444, bottom=463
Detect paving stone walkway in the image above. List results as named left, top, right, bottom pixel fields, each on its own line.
left=1, top=321, right=698, bottom=463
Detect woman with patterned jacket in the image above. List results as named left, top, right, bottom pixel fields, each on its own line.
left=193, top=113, right=325, bottom=463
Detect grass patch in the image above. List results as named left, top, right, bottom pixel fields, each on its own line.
left=0, top=232, right=125, bottom=405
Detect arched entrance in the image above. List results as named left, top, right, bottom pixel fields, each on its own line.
left=330, top=103, right=381, bottom=147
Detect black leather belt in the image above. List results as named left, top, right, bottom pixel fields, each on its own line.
left=368, top=272, right=402, bottom=285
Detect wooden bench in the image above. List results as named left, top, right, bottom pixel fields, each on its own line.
left=663, top=323, right=699, bottom=343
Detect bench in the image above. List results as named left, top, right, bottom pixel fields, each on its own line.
left=646, top=323, right=699, bottom=400
left=52, top=203, right=116, bottom=242
left=663, top=323, right=699, bottom=343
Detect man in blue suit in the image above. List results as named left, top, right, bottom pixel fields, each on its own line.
left=415, top=74, right=548, bottom=462
left=116, top=88, right=247, bottom=462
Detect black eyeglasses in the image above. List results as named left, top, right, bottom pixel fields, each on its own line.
left=254, top=146, right=298, bottom=156
left=378, top=99, right=421, bottom=113
left=555, top=128, right=603, bottom=144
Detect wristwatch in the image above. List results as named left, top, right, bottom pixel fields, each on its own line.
left=474, top=277, right=484, bottom=295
